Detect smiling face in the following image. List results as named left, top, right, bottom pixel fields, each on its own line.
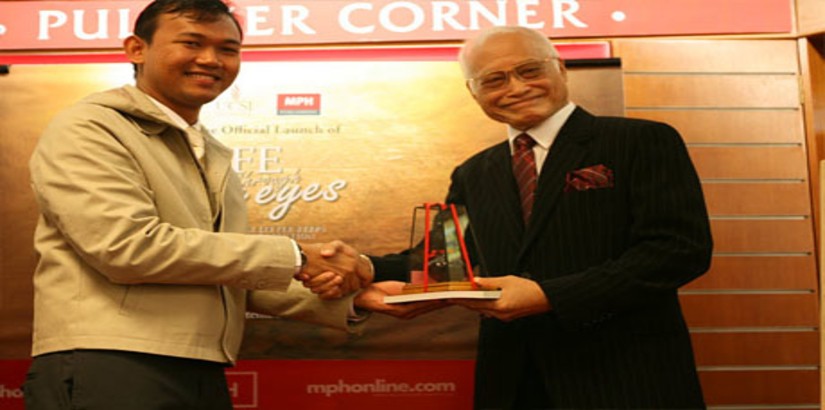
left=463, top=31, right=569, bottom=131
left=124, top=12, right=241, bottom=124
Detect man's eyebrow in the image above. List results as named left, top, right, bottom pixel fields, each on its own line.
left=177, top=32, right=241, bottom=46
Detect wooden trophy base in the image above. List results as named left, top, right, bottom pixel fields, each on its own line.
left=401, top=281, right=494, bottom=294
left=384, top=281, right=502, bottom=304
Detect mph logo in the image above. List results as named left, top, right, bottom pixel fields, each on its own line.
left=278, top=94, right=321, bottom=115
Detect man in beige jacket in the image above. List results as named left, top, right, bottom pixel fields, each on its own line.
left=23, top=1, right=371, bottom=408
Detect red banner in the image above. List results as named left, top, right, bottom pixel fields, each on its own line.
left=0, top=361, right=26, bottom=408
left=0, top=359, right=475, bottom=410
left=0, top=0, right=793, bottom=51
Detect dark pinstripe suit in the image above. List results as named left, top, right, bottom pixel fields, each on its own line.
left=446, top=107, right=712, bottom=409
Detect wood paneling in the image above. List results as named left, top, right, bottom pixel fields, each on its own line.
left=626, top=109, right=804, bottom=144
left=690, top=146, right=808, bottom=180
left=700, top=370, right=819, bottom=405
left=797, top=0, right=825, bottom=36
left=624, top=75, right=799, bottom=108
left=615, top=40, right=799, bottom=73
left=616, top=38, right=818, bottom=408
left=802, top=38, right=825, bottom=240
left=566, top=66, right=625, bottom=117
left=710, top=220, right=814, bottom=253
left=702, top=183, right=810, bottom=215
left=692, top=331, right=819, bottom=366
left=681, top=294, right=818, bottom=327
left=821, top=160, right=825, bottom=407
left=687, top=255, right=817, bottom=290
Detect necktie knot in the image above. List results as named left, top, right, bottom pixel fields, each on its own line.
left=514, top=133, right=536, bottom=151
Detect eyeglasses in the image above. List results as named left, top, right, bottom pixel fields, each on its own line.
left=467, top=57, right=558, bottom=93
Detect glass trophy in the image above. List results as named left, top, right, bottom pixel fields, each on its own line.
left=384, top=203, right=501, bottom=303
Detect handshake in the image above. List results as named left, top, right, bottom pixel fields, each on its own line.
left=293, top=240, right=374, bottom=300
left=292, top=240, right=449, bottom=319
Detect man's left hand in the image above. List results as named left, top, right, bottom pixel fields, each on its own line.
left=450, top=275, right=551, bottom=321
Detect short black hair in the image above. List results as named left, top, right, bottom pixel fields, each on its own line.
left=133, top=0, right=243, bottom=43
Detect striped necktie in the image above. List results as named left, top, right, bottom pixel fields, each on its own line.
left=512, top=133, right=537, bottom=225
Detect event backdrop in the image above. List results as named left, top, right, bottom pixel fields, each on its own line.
left=0, top=48, right=622, bottom=409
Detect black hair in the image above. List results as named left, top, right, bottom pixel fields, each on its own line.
left=133, top=0, right=243, bottom=43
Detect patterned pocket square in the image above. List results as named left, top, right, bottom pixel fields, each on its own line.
left=564, top=164, right=614, bottom=193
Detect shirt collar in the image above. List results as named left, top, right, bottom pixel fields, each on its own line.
left=144, top=93, right=202, bottom=132
left=507, top=102, right=576, bottom=151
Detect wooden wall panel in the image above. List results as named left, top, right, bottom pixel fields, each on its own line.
left=801, top=38, right=825, bottom=240
left=686, top=255, right=817, bottom=290
left=692, top=331, right=819, bottom=366
left=616, top=40, right=798, bottom=73
left=797, top=0, right=825, bottom=36
left=624, top=75, right=799, bottom=108
left=700, top=370, right=819, bottom=405
left=804, top=42, right=825, bottom=407
left=566, top=66, right=625, bottom=117
left=681, top=294, right=818, bottom=327
left=710, top=220, right=814, bottom=253
left=690, top=146, right=808, bottom=180
left=702, top=182, right=810, bottom=215
left=626, top=109, right=804, bottom=144
left=615, top=38, right=818, bottom=408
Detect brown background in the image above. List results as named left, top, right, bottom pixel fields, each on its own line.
left=0, top=58, right=623, bottom=360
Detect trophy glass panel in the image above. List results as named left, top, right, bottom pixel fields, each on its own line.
left=406, top=203, right=475, bottom=293
left=382, top=202, right=500, bottom=302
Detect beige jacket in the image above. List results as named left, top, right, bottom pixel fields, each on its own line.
left=29, top=85, right=355, bottom=363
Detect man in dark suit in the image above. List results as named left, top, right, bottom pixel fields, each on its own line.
left=353, top=26, right=713, bottom=409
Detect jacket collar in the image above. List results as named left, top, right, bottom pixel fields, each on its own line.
left=82, top=85, right=234, bottom=162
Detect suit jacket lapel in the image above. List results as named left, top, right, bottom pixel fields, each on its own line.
left=485, top=142, right=524, bottom=242
left=520, top=108, right=594, bottom=256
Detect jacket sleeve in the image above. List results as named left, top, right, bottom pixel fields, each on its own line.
left=29, top=103, right=296, bottom=291
left=247, top=282, right=365, bottom=334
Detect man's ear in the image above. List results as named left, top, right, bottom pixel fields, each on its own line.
left=557, top=58, right=568, bottom=81
left=465, top=81, right=480, bottom=103
left=123, top=35, right=147, bottom=65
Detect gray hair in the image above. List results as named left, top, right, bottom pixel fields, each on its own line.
left=458, top=26, right=560, bottom=78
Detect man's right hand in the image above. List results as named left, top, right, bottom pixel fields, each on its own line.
left=354, top=281, right=448, bottom=319
left=295, top=240, right=373, bottom=299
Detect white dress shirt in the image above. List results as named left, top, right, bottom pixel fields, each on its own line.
left=507, top=102, right=576, bottom=176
